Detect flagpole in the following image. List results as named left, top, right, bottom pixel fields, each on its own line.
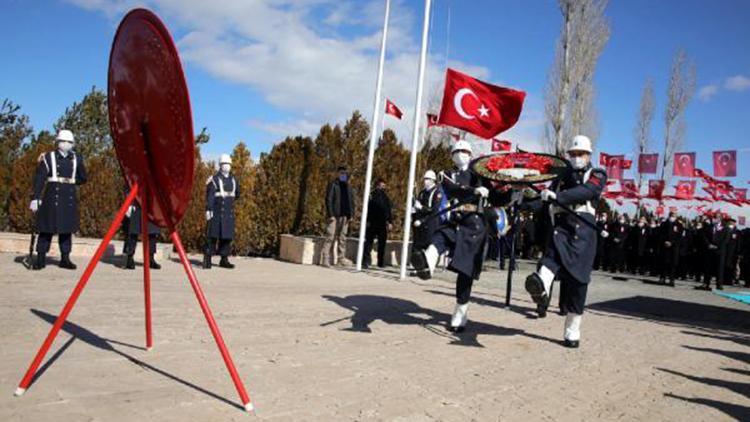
left=356, top=0, right=391, bottom=271
left=399, top=0, right=432, bottom=280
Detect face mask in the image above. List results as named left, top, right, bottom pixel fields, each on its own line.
left=728, top=224, right=735, bottom=230
left=619, top=219, right=625, bottom=224
left=570, top=156, right=588, bottom=170
left=452, top=152, right=471, bottom=169
left=650, top=224, right=657, bottom=228
left=669, top=217, right=676, bottom=223
left=423, top=179, right=435, bottom=190
left=220, top=164, right=231, bottom=173
left=339, top=174, right=348, bottom=182
left=58, top=141, right=73, bottom=154
left=638, top=222, right=645, bottom=227
left=696, top=224, right=702, bottom=229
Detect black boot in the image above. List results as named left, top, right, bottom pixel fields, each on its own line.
left=33, top=253, right=46, bottom=270
left=149, top=256, right=161, bottom=270
left=59, top=254, right=77, bottom=270
left=564, top=339, right=580, bottom=348
left=203, top=253, right=212, bottom=269
left=124, top=254, right=135, bottom=269
left=219, top=256, right=235, bottom=269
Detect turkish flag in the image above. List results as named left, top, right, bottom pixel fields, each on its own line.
left=426, top=113, right=439, bottom=127
left=648, top=180, right=665, bottom=200
left=605, top=154, right=625, bottom=180
left=673, top=152, right=695, bottom=177
left=674, top=180, right=696, bottom=200
left=385, top=99, right=402, bottom=119
left=739, top=216, right=746, bottom=226
left=638, top=153, right=658, bottom=174
left=713, top=150, right=737, bottom=177
left=622, top=159, right=633, bottom=170
left=734, top=188, right=747, bottom=202
left=656, top=204, right=665, bottom=216
left=621, top=179, right=639, bottom=197
left=599, top=153, right=610, bottom=166
left=437, top=68, right=526, bottom=139
left=714, top=180, right=733, bottom=195
left=491, top=139, right=512, bottom=152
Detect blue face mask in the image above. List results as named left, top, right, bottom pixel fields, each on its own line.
left=339, top=174, right=348, bottom=182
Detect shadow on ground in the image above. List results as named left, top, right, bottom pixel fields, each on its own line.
left=25, top=309, right=243, bottom=411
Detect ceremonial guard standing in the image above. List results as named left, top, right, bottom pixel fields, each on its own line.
left=30, top=130, right=87, bottom=270
left=411, top=140, right=509, bottom=332
left=658, top=212, right=682, bottom=286
left=523, top=135, right=607, bottom=348
left=204, top=154, right=239, bottom=269
left=122, top=185, right=161, bottom=270
left=412, top=170, right=443, bottom=251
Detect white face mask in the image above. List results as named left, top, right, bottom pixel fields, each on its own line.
left=423, top=179, right=435, bottom=190
left=669, top=217, right=677, bottom=223
left=570, top=156, right=589, bottom=170
left=452, top=152, right=471, bottom=169
left=58, top=141, right=73, bottom=154
left=220, top=164, right=231, bottom=173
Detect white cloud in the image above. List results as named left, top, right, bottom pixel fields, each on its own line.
left=697, top=84, right=719, bottom=101
left=724, top=74, right=750, bottom=92
left=68, top=0, right=543, bottom=146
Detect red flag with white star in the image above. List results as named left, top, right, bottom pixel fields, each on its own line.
left=437, top=68, right=526, bottom=139
left=385, top=99, right=402, bottom=119
left=605, top=154, right=626, bottom=180
left=426, top=113, right=439, bottom=127
left=673, top=152, right=695, bottom=177
left=648, top=180, right=665, bottom=200
left=713, top=150, right=737, bottom=177
left=491, top=139, right=512, bottom=152
left=674, top=180, right=696, bottom=200
left=638, top=153, right=658, bottom=174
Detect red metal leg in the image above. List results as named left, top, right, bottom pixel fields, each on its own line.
left=16, top=184, right=140, bottom=395
left=170, top=231, right=253, bottom=412
left=141, top=186, right=153, bottom=350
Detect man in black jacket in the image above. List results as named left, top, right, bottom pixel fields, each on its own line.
left=609, top=215, right=629, bottom=273
left=724, top=218, right=740, bottom=285
left=632, top=216, right=650, bottom=275
left=740, top=227, right=750, bottom=287
left=696, top=217, right=725, bottom=290
left=321, top=166, right=355, bottom=267
left=363, top=178, right=393, bottom=268
left=658, top=212, right=682, bottom=287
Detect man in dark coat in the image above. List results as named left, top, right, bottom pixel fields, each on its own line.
left=204, top=154, right=239, bottom=269
left=696, top=217, right=725, bottom=290
left=740, top=227, right=750, bottom=287
left=412, top=170, right=442, bottom=251
left=411, top=140, right=510, bottom=332
left=724, top=218, right=740, bottom=285
left=593, top=214, right=609, bottom=271
left=631, top=216, right=650, bottom=275
left=692, top=219, right=708, bottom=282
left=646, top=219, right=660, bottom=276
left=122, top=184, right=161, bottom=270
left=30, top=130, right=88, bottom=270
left=523, top=135, right=607, bottom=348
left=658, top=212, right=682, bottom=286
left=321, top=166, right=355, bottom=267
left=363, top=178, right=393, bottom=268
left=609, top=215, right=629, bottom=273
left=677, top=220, right=693, bottom=280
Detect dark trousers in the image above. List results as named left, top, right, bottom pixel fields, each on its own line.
left=540, top=245, right=589, bottom=315
left=124, top=234, right=157, bottom=256
left=207, top=238, right=232, bottom=258
left=702, top=251, right=723, bottom=288
left=36, top=233, right=71, bottom=254
left=363, top=225, right=387, bottom=267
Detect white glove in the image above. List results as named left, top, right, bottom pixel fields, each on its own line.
left=474, top=186, right=489, bottom=198
left=29, top=199, right=41, bottom=213
left=414, top=200, right=423, bottom=211
left=206, top=210, right=213, bottom=221
left=540, top=189, right=557, bottom=202
left=125, top=205, right=135, bottom=218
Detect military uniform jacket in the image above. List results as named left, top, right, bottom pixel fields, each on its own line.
left=413, top=186, right=442, bottom=247
left=524, top=165, right=607, bottom=284
left=206, top=172, right=240, bottom=239
left=33, top=150, right=87, bottom=234
left=124, top=185, right=160, bottom=236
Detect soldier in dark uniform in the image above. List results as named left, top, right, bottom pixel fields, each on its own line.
left=30, top=130, right=87, bottom=270
left=657, top=212, right=682, bottom=286
left=122, top=185, right=161, bottom=270
left=523, top=135, right=607, bottom=348
left=204, top=154, right=239, bottom=269
left=363, top=178, right=393, bottom=268
left=411, top=140, right=510, bottom=332
left=412, top=170, right=442, bottom=251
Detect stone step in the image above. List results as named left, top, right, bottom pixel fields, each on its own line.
left=0, top=231, right=171, bottom=261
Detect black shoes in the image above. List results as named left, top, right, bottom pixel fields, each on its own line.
left=125, top=255, right=135, bottom=269
left=219, top=257, right=235, bottom=269
left=525, top=273, right=547, bottom=306
left=149, top=257, right=161, bottom=270
left=564, top=339, right=580, bottom=348
left=410, top=250, right=430, bottom=280
left=59, top=254, right=77, bottom=270
left=33, top=253, right=46, bottom=270
left=203, top=254, right=212, bottom=269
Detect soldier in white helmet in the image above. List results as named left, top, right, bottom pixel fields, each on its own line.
left=412, top=170, right=443, bottom=251
left=30, top=130, right=88, bottom=270
left=522, top=135, right=607, bottom=348
left=204, top=153, right=240, bottom=269
left=411, top=140, right=510, bottom=332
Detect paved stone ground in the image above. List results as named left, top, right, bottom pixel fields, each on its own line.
left=1, top=251, right=749, bottom=421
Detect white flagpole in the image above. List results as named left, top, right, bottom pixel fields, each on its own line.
left=356, top=0, right=391, bottom=271
left=399, top=0, right=432, bottom=280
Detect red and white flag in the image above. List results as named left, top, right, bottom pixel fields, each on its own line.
left=437, top=68, right=526, bottom=139
left=734, top=188, right=747, bottom=202
left=713, top=150, right=737, bottom=177
left=621, top=179, right=639, bottom=197
left=656, top=204, right=665, bottom=216
left=673, top=152, right=695, bottom=177
left=648, top=180, right=665, bottom=200
left=739, top=216, right=746, bottom=226
left=491, top=138, right=512, bottom=152
left=605, top=154, right=626, bottom=180
left=622, top=159, right=633, bottom=170
left=426, top=113, right=439, bottom=127
left=638, top=153, right=658, bottom=174
left=674, top=180, right=696, bottom=200
left=599, top=153, right=610, bottom=167
left=385, top=99, right=402, bottom=119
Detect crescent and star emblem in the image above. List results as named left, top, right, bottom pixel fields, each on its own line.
left=454, top=88, right=490, bottom=120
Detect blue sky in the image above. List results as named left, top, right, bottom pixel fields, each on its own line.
left=2, top=0, right=749, bottom=194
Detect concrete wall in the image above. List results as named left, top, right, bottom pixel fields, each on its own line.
left=0, top=232, right=170, bottom=261
left=279, top=234, right=411, bottom=266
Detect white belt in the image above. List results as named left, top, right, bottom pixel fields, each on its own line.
left=214, top=192, right=235, bottom=198
left=553, top=202, right=595, bottom=216
left=47, top=177, right=76, bottom=184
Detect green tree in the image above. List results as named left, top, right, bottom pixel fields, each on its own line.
left=54, top=87, right=112, bottom=158
left=0, top=99, right=33, bottom=228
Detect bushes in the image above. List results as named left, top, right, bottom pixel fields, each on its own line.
left=2, top=91, right=457, bottom=256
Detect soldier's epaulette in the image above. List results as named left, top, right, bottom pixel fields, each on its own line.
left=37, top=152, right=47, bottom=163
left=205, top=175, right=214, bottom=185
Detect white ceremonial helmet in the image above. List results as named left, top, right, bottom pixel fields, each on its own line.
left=568, top=135, right=592, bottom=153
left=423, top=170, right=437, bottom=181
left=451, top=140, right=473, bottom=155
left=219, top=154, right=232, bottom=165
left=56, top=129, right=75, bottom=144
